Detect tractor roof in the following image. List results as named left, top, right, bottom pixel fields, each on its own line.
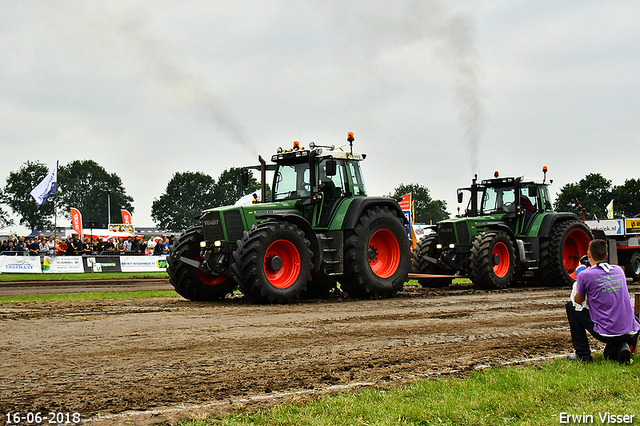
left=480, top=176, right=548, bottom=186
left=271, top=143, right=366, bottom=163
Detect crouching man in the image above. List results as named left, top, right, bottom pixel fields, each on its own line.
left=566, top=239, right=639, bottom=363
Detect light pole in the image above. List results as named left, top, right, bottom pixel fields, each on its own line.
left=107, top=190, right=111, bottom=230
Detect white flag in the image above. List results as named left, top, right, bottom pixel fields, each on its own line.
left=29, top=167, right=57, bottom=208
left=606, top=199, right=614, bottom=219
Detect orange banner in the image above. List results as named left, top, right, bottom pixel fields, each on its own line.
left=121, top=210, right=132, bottom=225
left=70, top=208, right=83, bottom=238
left=398, top=193, right=411, bottom=211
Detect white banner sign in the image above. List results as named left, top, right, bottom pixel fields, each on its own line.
left=42, top=256, right=85, bottom=273
left=0, top=256, right=42, bottom=273
left=119, top=256, right=168, bottom=272
left=586, top=219, right=623, bottom=236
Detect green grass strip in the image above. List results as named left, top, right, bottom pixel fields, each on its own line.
left=178, top=357, right=640, bottom=426
left=0, top=271, right=168, bottom=281
left=0, top=289, right=178, bottom=303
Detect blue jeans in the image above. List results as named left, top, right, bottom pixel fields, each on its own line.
left=565, top=302, right=637, bottom=360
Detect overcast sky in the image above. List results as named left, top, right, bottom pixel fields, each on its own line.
left=1, top=0, right=639, bottom=230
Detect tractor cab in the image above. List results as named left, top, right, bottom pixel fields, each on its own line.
left=266, top=134, right=368, bottom=228
left=456, top=168, right=554, bottom=237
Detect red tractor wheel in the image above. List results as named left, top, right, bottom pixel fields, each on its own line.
left=491, top=241, right=511, bottom=278
left=543, top=220, right=593, bottom=286
left=263, top=239, right=302, bottom=289
left=563, top=227, right=592, bottom=281
left=367, top=229, right=401, bottom=279
left=470, top=230, right=515, bottom=289
left=340, top=205, right=411, bottom=298
left=167, top=227, right=236, bottom=301
left=232, top=221, right=312, bottom=304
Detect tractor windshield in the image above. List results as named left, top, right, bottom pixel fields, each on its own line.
left=481, top=185, right=517, bottom=214
left=273, top=163, right=310, bottom=201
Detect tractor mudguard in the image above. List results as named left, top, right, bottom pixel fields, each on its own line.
left=538, top=213, right=581, bottom=238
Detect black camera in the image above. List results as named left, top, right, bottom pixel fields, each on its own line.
left=580, top=255, right=590, bottom=267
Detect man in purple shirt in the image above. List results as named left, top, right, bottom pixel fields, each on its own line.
left=566, top=239, right=639, bottom=363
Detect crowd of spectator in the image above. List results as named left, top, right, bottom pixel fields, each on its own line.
left=0, top=233, right=174, bottom=256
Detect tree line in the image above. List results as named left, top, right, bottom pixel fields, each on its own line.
left=554, top=173, right=640, bottom=219
left=0, top=159, right=451, bottom=233
left=5, top=160, right=629, bottom=233
left=0, top=160, right=262, bottom=232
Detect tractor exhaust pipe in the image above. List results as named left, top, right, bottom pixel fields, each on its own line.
left=259, top=155, right=266, bottom=203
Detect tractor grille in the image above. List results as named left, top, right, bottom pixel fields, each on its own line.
left=202, top=211, right=224, bottom=242
left=456, top=221, right=470, bottom=245
left=223, top=210, right=245, bottom=242
left=438, top=222, right=456, bottom=246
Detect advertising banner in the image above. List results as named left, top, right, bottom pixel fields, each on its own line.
left=587, top=219, right=624, bottom=236
left=398, top=193, right=416, bottom=246
left=108, top=224, right=134, bottom=234
left=70, top=207, right=83, bottom=239
left=42, top=256, right=85, bottom=273
left=83, top=256, right=122, bottom=273
left=0, top=256, right=42, bottom=273
left=119, top=256, right=168, bottom=272
left=121, top=210, right=133, bottom=226
left=627, top=219, right=640, bottom=234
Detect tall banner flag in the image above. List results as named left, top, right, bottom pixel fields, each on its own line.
left=70, top=208, right=83, bottom=239
left=121, top=210, right=133, bottom=226
left=398, top=193, right=417, bottom=248
left=606, top=200, right=614, bottom=219
left=120, top=209, right=135, bottom=233
left=29, top=166, right=57, bottom=208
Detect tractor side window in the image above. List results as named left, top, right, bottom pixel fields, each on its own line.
left=519, top=186, right=539, bottom=212
left=348, top=161, right=367, bottom=196
left=318, top=159, right=347, bottom=199
left=541, top=186, right=554, bottom=212
left=273, top=163, right=310, bottom=200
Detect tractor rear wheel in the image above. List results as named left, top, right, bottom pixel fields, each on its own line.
left=167, top=227, right=236, bottom=301
left=542, top=220, right=592, bottom=286
left=412, top=234, right=451, bottom=288
left=340, top=206, right=410, bottom=298
left=232, top=221, right=313, bottom=304
left=470, top=230, right=515, bottom=289
left=625, top=251, right=640, bottom=282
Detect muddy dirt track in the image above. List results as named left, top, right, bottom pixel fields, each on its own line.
left=2, top=282, right=635, bottom=425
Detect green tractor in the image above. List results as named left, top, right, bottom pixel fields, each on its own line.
left=167, top=133, right=411, bottom=303
left=412, top=167, right=593, bottom=288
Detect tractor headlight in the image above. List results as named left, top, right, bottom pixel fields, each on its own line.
left=214, top=240, right=222, bottom=247
left=448, top=243, right=455, bottom=249
left=200, top=241, right=207, bottom=248
left=436, top=244, right=442, bottom=249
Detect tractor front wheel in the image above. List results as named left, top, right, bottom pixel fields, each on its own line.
left=232, top=221, right=313, bottom=304
left=470, top=230, right=515, bottom=289
left=167, top=227, right=236, bottom=301
left=412, top=234, right=451, bottom=288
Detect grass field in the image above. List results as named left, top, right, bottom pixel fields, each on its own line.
left=0, top=271, right=174, bottom=303
left=175, top=356, right=639, bottom=426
